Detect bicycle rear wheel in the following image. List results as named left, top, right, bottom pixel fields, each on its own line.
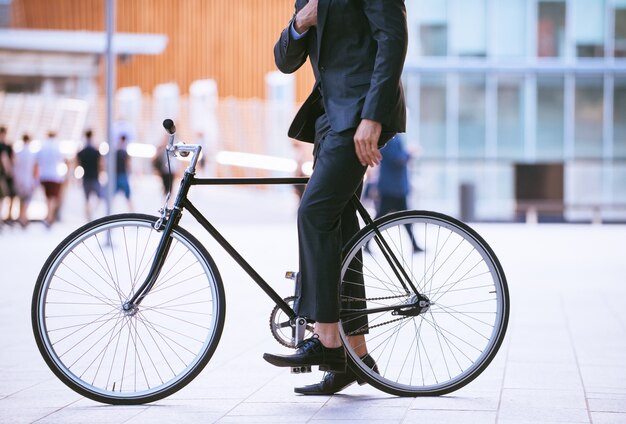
left=32, top=213, right=225, bottom=404
left=339, top=210, right=508, bottom=396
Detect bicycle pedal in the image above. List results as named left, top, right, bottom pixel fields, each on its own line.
left=290, top=365, right=312, bottom=374
left=284, top=271, right=297, bottom=280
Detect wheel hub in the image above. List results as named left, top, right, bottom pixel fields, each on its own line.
left=392, top=294, right=431, bottom=317
left=122, top=302, right=139, bottom=317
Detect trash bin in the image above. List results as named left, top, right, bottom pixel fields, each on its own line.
left=460, top=183, right=475, bottom=222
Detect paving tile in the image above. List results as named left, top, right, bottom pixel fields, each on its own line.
left=500, top=388, right=587, bottom=410
left=145, top=398, right=241, bottom=413
left=35, top=405, right=148, bottom=424
left=402, top=409, right=496, bottom=424
left=311, top=420, right=403, bottom=424
left=0, top=407, right=60, bottom=424
left=588, top=398, right=626, bottom=413
left=130, top=405, right=225, bottom=423
left=497, top=404, right=589, bottom=423
left=408, top=391, right=499, bottom=411
left=579, top=365, right=626, bottom=391
left=217, top=416, right=308, bottom=423
left=497, top=421, right=588, bottom=424
left=503, top=362, right=583, bottom=390
left=587, top=390, right=626, bottom=399
left=313, top=402, right=409, bottom=421
left=224, top=401, right=324, bottom=421
left=590, top=412, right=626, bottom=424
left=324, top=393, right=413, bottom=408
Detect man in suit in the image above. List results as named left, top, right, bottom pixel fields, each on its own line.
left=263, top=0, right=408, bottom=395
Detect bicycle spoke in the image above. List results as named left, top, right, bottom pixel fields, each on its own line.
left=340, top=212, right=508, bottom=395
left=34, top=216, right=224, bottom=403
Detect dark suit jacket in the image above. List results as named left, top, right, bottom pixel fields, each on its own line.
left=274, top=0, right=408, bottom=143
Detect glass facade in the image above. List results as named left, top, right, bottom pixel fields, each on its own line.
left=404, top=0, right=626, bottom=222
left=497, top=76, right=525, bottom=159
left=574, top=76, right=604, bottom=158
left=615, top=77, right=626, bottom=158
left=458, top=74, right=486, bottom=157
left=419, top=75, right=447, bottom=157
left=536, top=76, right=565, bottom=160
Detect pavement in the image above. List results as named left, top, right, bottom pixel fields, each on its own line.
left=1, top=176, right=625, bottom=424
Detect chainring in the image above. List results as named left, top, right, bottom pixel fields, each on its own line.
left=269, top=296, right=314, bottom=348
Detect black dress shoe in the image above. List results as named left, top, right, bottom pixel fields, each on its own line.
left=294, top=354, right=378, bottom=395
left=263, top=335, right=346, bottom=373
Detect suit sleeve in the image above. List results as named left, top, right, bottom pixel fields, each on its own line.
left=274, top=13, right=310, bottom=74
left=360, top=0, right=408, bottom=124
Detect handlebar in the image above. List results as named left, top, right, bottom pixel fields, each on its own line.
left=162, top=119, right=176, bottom=150
left=161, top=118, right=203, bottom=173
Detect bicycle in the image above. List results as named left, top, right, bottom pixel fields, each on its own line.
left=31, top=119, right=509, bottom=405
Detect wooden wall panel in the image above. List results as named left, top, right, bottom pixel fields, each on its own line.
left=11, top=0, right=315, bottom=101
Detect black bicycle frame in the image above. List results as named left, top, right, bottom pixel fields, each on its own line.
left=125, top=171, right=423, bottom=320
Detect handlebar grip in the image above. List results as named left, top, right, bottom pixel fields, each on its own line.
left=163, top=119, right=176, bottom=135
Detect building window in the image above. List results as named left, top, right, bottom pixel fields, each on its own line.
left=538, top=1, right=566, bottom=58
left=409, top=0, right=448, bottom=57
left=615, top=4, right=626, bottom=57
left=449, top=0, right=487, bottom=57
left=574, top=76, right=604, bottom=158
left=493, top=0, right=526, bottom=57
left=420, top=24, right=448, bottom=56
left=615, top=77, right=626, bottom=159
left=497, top=77, right=525, bottom=159
left=459, top=74, right=486, bottom=158
left=537, top=76, right=565, bottom=160
left=574, top=0, right=605, bottom=57
left=419, top=75, right=447, bottom=157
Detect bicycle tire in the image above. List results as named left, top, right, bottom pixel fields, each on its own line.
left=32, top=213, right=226, bottom=405
left=339, top=210, right=509, bottom=396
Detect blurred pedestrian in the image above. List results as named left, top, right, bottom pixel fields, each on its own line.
left=115, top=134, right=133, bottom=211
left=373, top=135, right=422, bottom=252
left=152, top=135, right=175, bottom=195
left=13, top=134, right=38, bottom=227
left=76, top=129, right=102, bottom=221
left=36, top=131, right=66, bottom=227
left=194, top=131, right=207, bottom=171
left=0, top=126, right=17, bottom=223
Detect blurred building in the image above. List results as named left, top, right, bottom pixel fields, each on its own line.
left=1, top=0, right=625, bottom=222
left=404, top=0, right=626, bottom=222
left=2, top=0, right=315, bottom=100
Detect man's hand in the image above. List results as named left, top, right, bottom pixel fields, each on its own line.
left=294, top=0, right=318, bottom=34
left=354, top=119, right=383, bottom=167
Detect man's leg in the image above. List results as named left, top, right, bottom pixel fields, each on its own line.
left=295, top=126, right=367, bottom=342
left=263, top=119, right=367, bottom=371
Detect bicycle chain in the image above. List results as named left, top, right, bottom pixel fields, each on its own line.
left=346, top=316, right=409, bottom=336
left=343, top=293, right=412, bottom=336
left=365, top=294, right=410, bottom=301
left=343, top=294, right=409, bottom=302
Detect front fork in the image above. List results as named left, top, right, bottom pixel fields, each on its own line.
left=123, top=172, right=193, bottom=311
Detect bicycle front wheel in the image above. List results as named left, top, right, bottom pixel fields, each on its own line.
left=32, top=214, right=225, bottom=404
left=339, top=210, right=509, bottom=396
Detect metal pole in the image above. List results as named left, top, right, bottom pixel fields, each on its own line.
left=105, top=0, right=116, bottom=215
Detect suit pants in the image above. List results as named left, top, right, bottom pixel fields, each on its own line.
left=296, top=113, right=394, bottom=333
